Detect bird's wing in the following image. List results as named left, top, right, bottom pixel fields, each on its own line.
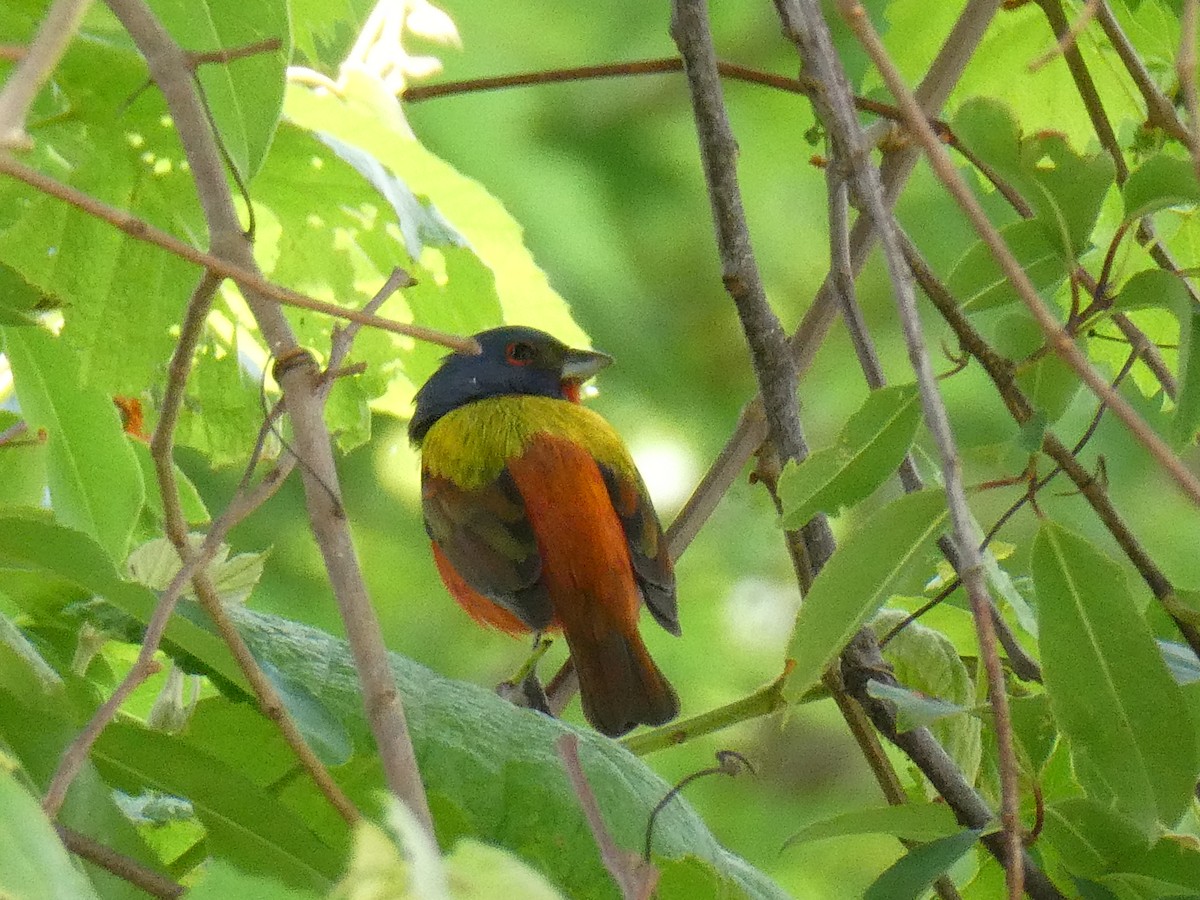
left=597, top=462, right=680, bottom=636
left=421, top=468, right=554, bottom=631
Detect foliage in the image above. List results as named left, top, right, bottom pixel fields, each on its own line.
left=3, top=0, right=1200, bottom=898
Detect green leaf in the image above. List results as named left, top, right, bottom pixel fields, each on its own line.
left=778, top=385, right=921, bottom=527
left=865, top=681, right=969, bottom=732
left=0, top=765, right=102, bottom=900
left=863, top=829, right=979, bottom=900
left=1042, top=798, right=1151, bottom=879
left=182, top=860, right=321, bottom=900
left=0, top=410, right=47, bottom=509
left=871, top=609, right=981, bottom=787
left=1110, top=269, right=1200, bottom=442
left=0, top=262, right=44, bottom=326
left=0, top=611, right=63, bottom=696
left=3, top=327, right=145, bottom=561
left=783, top=491, right=949, bottom=702
left=1033, top=522, right=1199, bottom=833
left=947, top=219, right=1067, bottom=313
left=783, top=803, right=961, bottom=848
left=1123, top=155, right=1200, bottom=220
left=283, top=75, right=586, bottom=352
left=443, top=838, right=569, bottom=899
left=93, top=720, right=342, bottom=893
left=0, top=516, right=247, bottom=693
left=150, top=0, right=291, bottom=181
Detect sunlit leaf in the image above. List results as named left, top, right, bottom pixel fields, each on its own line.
left=947, top=219, right=1067, bottom=313
left=1123, top=154, right=1200, bottom=220
left=784, top=803, right=961, bottom=848
left=3, top=327, right=145, bottom=562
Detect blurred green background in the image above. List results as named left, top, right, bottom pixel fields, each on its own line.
left=182, top=1, right=1200, bottom=895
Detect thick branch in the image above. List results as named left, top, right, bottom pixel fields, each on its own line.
left=103, top=0, right=434, bottom=835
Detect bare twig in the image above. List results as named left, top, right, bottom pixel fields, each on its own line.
left=643, top=750, right=753, bottom=861
left=56, top=825, right=184, bottom=899
left=0, top=420, right=29, bottom=446
left=186, top=37, right=282, bottom=69
left=847, top=0, right=1200, bottom=507
left=670, top=0, right=804, bottom=467
left=1094, top=1, right=1192, bottom=144
left=0, top=154, right=477, bottom=354
left=0, top=0, right=90, bottom=148
left=103, top=0, right=434, bottom=834
left=1029, top=0, right=1099, bottom=73
left=557, top=734, right=658, bottom=900
left=326, top=266, right=416, bottom=382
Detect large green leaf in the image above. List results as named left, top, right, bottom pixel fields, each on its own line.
left=1033, top=522, right=1198, bottom=833
left=0, top=766, right=101, bottom=900
left=150, top=0, right=291, bottom=181
left=778, top=385, right=921, bottom=527
left=0, top=516, right=246, bottom=693
left=283, top=75, right=586, bottom=368
left=228, top=608, right=789, bottom=900
left=93, top=721, right=342, bottom=894
left=947, top=219, right=1068, bottom=313
left=3, top=327, right=144, bottom=562
left=783, top=491, right=949, bottom=702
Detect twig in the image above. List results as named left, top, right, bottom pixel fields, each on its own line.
left=557, top=734, right=658, bottom=900
left=0, top=420, right=29, bottom=446
left=848, top=0, right=1200, bottom=507
left=186, top=37, right=282, bottom=69
left=0, top=0, right=90, bottom=149
left=643, top=750, right=753, bottom=861
left=786, top=1, right=1025, bottom=894
left=1029, top=0, right=1099, bottom=73
left=1093, top=1, right=1192, bottom=144
left=1181, top=0, right=1200, bottom=180
left=103, top=0, right=434, bottom=834
left=150, top=276, right=359, bottom=825
left=0, top=153, right=478, bottom=355
left=841, top=631, right=1066, bottom=900
left=56, top=825, right=184, bottom=899
left=325, top=266, right=416, bottom=382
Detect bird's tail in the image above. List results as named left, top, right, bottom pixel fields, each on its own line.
left=566, top=625, right=679, bottom=738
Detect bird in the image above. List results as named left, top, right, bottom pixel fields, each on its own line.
left=408, top=325, right=680, bottom=737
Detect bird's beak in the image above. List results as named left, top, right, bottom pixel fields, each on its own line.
left=561, top=347, right=613, bottom=380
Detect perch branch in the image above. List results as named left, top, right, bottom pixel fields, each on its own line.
left=56, top=825, right=183, bottom=899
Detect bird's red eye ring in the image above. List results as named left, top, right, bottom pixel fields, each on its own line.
left=505, top=341, right=537, bottom=365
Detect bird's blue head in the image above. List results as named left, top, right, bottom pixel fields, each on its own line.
left=408, top=326, right=613, bottom=444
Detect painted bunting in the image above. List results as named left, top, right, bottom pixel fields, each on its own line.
left=409, top=326, right=680, bottom=737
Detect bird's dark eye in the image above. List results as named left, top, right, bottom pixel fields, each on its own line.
left=505, top=341, right=537, bottom=365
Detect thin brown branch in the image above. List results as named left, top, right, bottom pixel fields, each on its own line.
left=0, top=420, right=29, bottom=446
left=1029, top=0, right=1099, bottom=73
left=0, top=153, right=478, bottom=355
left=670, top=0, right=804, bottom=466
left=1094, top=1, right=1192, bottom=144
left=56, top=825, right=184, bottom=899
left=186, top=37, right=282, bottom=69
left=103, top=0, right=434, bottom=834
left=557, top=734, right=658, bottom=900
left=149, top=275, right=359, bottom=826
left=663, top=0, right=1002, bottom=561
left=0, top=0, right=90, bottom=148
